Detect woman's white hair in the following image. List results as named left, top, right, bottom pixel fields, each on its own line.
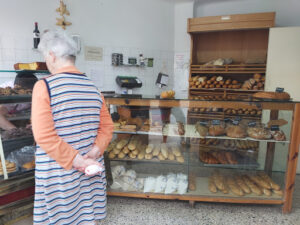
left=38, top=29, right=77, bottom=61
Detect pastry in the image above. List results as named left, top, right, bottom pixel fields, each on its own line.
left=226, top=125, right=247, bottom=138
left=158, top=153, right=166, bottom=161
left=247, top=127, right=271, bottom=140
left=22, top=161, right=35, bottom=169
left=146, top=144, right=154, bottom=154
left=271, top=130, right=286, bottom=141
left=116, top=139, right=129, bottom=149
left=253, top=91, right=290, bottom=100
left=152, top=146, right=160, bottom=156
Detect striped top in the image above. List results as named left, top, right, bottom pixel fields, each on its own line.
left=32, top=66, right=113, bottom=225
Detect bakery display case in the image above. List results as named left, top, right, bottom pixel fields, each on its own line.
left=105, top=94, right=300, bottom=213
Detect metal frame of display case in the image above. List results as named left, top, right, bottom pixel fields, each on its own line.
left=105, top=96, right=300, bottom=213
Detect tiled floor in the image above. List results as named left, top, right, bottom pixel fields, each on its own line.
left=11, top=177, right=300, bottom=225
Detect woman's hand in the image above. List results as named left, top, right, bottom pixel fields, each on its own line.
left=73, top=154, right=103, bottom=173
left=83, top=145, right=104, bottom=160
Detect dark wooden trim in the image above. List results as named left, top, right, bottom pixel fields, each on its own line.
left=107, top=191, right=283, bottom=205
left=283, top=103, right=300, bottom=213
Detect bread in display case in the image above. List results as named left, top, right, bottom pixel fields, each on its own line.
left=104, top=94, right=300, bottom=213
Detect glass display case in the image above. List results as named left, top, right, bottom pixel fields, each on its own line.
left=0, top=70, right=49, bottom=180
left=104, top=94, right=300, bottom=213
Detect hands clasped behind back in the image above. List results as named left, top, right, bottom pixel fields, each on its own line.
left=73, top=145, right=104, bottom=174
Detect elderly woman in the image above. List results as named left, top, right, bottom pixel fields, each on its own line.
left=32, top=30, right=113, bottom=225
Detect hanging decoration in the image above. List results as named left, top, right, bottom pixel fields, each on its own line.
left=56, top=0, right=72, bottom=30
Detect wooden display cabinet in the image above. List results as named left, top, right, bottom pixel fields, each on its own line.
left=105, top=95, right=300, bottom=214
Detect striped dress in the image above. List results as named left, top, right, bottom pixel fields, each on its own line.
left=34, top=73, right=107, bottom=225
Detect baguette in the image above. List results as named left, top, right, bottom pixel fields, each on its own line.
left=171, top=146, right=182, bottom=157
left=242, top=175, right=262, bottom=195
left=138, top=149, right=146, bottom=160
left=161, top=144, right=169, bottom=158
left=146, top=144, right=154, bottom=154
left=122, top=146, right=130, bottom=154
left=145, top=153, right=153, bottom=160
left=118, top=151, right=126, bottom=159
left=273, top=189, right=283, bottom=196
left=208, top=177, right=218, bottom=193
left=248, top=175, right=271, bottom=190
left=257, top=172, right=280, bottom=191
left=235, top=176, right=251, bottom=194
left=226, top=177, right=244, bottom=196
left=168, top=150, right=175, bottom=161
left=129, top=152, right=137, bottom=159
left=176, top=156, right=184, bottom=163
left=152, top=145, right=160, bottom=156
left=116, top=139, right=129, bottom=149
left=128, top=138, right=138, bottom=151
left=113, top=147, right=122, bottom=155
left=108, top=152, right=116, bottom=159
left=262, top=188, right=272, bottom=197
left=212, top=172, right=225, bottom=191
left=158, top=153, right=166, bottom=161
left=189, top=174, right=196, bottom=191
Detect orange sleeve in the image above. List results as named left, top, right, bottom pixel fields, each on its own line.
left=31, top=80, right=78, bottom=170
left=94, top=96, right=114, bottom=153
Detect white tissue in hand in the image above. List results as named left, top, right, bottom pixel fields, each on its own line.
left=85, top=165, right=103, bottom=176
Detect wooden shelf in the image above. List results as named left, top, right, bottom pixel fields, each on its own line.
left=191, top=64, right=266, bottom=74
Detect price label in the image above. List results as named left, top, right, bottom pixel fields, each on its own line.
left=232, top=120, right=240, bottom=125
left=224, top=118, right=231, bottom=123
left=199, top=121, right=208, bottom=126
left=212, top=120, right=221, bottom=125
left=276, top=87, right=284, bottom=93
left=248, top=121, right=257, bottom=127
left=271, top=125, right=280, bottom=131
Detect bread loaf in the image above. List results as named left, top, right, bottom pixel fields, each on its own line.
left=146, top=144, right=154, bottom=154
left=253, top=91, right=290, bottom=100
left=209, top=125, right=225, bottom=136
left=145, top=153, right=153, bottom=160
left=212, top=172, right=225, bottom=191
left=168, top=151, right=175, bottom=161
left=257, top=172, right=281, bottom=191
left=116, top=139, right=129, bottom=149
left=161, top=144, right=169, bottom=158
left=129, top=152, right=137, bottom=159
left=128, top=138, right=138, bottom=151
left=171, top=146, right=181, bottom=157
left=118, top=151, right=126, bottom=159
left=189, top=174, right=196, bottom=191
left=152, top=145, right=160, bottom=156
left=158, top=153, right=166, bottom=161
left=235, top=176, right=251, bottom=194
left=242, top=175, right=262, bottom=195
left=262, top=188, right=272, bottom=196
left=208, top=177, right=218, bottom=193
left=273, top=189, right=283, bottom=196
left=226, top=125, right=247, bottom=138
left=113, top=147, right=122, bottom=155
left=226, top=177, right=244, bottom=196
left=176, top=156, right=184, bottom=163
left=108, top=152, right=116, bottom=159
left=195, top=123, right=208, bottom=137
left=138, top=149, right=146, bottom=160
left=122, top=146, right=130, bottom=154
left=248, top=175, right=271, bottom=189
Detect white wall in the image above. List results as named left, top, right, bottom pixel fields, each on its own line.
left=264, top=27, right=300, bottom=173
left=173, top=1, right=194, bottom=98
left=0, top=0, right=175, bottom=95
left=194, top=0, right=300, bottom=27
